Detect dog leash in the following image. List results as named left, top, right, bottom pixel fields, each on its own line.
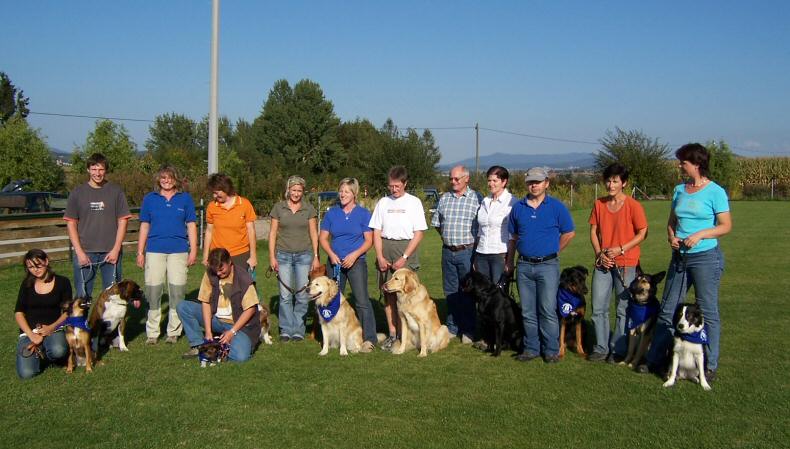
left=80, top=261, right=118, bottom=298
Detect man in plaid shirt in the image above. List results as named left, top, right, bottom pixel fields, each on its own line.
left=431, top=165, right=482, bottom=343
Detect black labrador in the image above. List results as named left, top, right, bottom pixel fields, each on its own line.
left=462, top=271, right=523, bottom=356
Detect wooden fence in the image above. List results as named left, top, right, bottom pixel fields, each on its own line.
left=0, top=208, right=205, bottom=268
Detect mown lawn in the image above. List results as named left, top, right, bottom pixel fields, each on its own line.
left=0, top=201, right=788, bottom=449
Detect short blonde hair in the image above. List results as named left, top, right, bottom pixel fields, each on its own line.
left=285, top=175, right=306, bottom=199
left=338, top=177, right=359, bottom=199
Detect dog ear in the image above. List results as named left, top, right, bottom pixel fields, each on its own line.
left=328, top=278, right=339, bottom=298
left=404, top=271, right=419, bottom=294
left=652, top=271, right=666, bottom=285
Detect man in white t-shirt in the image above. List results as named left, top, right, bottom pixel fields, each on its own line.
left=369, top=166, right=428, bottom=351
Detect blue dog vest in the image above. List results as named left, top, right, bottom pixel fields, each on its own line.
left=57, top=317, right=91, bottom=332
left=680, top=325, right=709, bottom=345
left=626, top=302, right=658, bottom=330
left=557, top=288, right=583, bottom=318
left=318, top=291, right=341, bottom=322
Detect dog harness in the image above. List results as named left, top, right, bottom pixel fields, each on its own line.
left=680, top=325, right=709, bottom=345
left=57, top=317, right=91, bottom=332
left=626, top=302, right=658, bottom=330
left=557, top=288, right=583, bottom=318
left=199, top=338, right=230, bottom=364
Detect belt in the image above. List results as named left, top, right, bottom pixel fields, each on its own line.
left=443, top=243, right=474, bottom=252
left=519, top=253, right=557, bottom=263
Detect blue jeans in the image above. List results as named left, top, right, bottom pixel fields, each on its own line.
left=72, top=252, right=122, bottom=297
left=442, top=246, right=475, bottom=339
left=590, top=266, right=636, bottom=356
left=474, top=253, right=507, bottom=284
left=276, top=250, right=312, bottom=338
left=648, top=246, right=724, bottom=371
left=516, top=258, right=560, bottom=357
left=337, top=257, right=378, bottom=344
left=16, top=330, right=68, bottom=379
left=176, top=300, right=253, bottom=362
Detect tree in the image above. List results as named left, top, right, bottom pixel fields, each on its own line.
left=0, top=72, right=30, bottom=124
left=0, top=117, right=64, bottom=191
left=705, top=139, right=736, bottom=193
left=72, top=120, right=138, bottom=173
left=145, top=113, right=201, bottom=168
left=253, top=79, right=343, bottom=174
left=595, top=127, right=675, bottom=196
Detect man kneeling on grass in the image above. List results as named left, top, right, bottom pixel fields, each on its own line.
left=177, top=248, right=261, bottom=362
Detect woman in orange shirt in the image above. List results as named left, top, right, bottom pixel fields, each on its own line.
left=587, top=163, right=648, bottom=363
left=203, top=174, right=257, bottom=271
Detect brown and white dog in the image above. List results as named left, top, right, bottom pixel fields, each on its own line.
left=383, top=268, right=450, bottom=357
left=621, top=271, right=665, bottom=369
left=663, top=303, right=711, bottom=391
left=307, top=275, right=363, bottom=356
left=258, top=303, right=273, bottom=345
left=63, top=297, right=94, bottom=373
left=87, top=280, right=143, bottom=352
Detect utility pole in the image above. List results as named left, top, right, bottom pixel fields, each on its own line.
left=208, top=0, right=220, bottom=175
left=475, top=122, right=479, bottom=175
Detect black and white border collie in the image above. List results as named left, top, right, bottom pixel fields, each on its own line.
left=663, top=303, right=712, bottom=391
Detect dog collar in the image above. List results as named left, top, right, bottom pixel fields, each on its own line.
left=198, top=338, right=230, bottom=363
left=680, top=325, right=709, bottom=345
left=317, top=291, right=341, bottom=323
left=626, top=302, right=658, bottom=330
left=557, top=288, right=583, bottom=318
left=57, top=317, right=91, bottom=332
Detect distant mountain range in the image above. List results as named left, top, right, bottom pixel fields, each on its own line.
left=440, top=152, right=597, bottom=171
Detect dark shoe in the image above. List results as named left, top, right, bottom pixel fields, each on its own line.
left=516, top=352, right=540, bottom=362
left=606, top=353, right=624, bottom=364
left=291, top=335, right=304, bottom=342
left=380, top=335, right=396, bottom=352
left=636, top=363, right=653, bottom=374
left=279, top=335, right=291, bottom=343
left=705, top=369, right=717, bottom=382
left=587, top=352, right=607, bottom=362
left=543, top=354, right=560, bottom=364
left=182, top=347, right=199, bottom=359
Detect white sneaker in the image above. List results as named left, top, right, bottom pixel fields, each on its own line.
left=461, top=335, right=474, bottom=345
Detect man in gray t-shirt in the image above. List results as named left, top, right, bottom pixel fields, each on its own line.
left=64, top=153, right=131, bottom=297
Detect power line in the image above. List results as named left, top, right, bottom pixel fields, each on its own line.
left=29, top=111, right=154, bottom=123
left=479, top=126, right=600, bottom=146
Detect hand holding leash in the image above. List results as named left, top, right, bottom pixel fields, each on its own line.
left=218, top=330, right=235, bottom=345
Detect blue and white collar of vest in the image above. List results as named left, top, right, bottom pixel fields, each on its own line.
left=679, top=325, right=709, bottom=345
left=318, top=291, right=342, bottom=322
left=557, top=288, right=583, bottom=318
left=58, top=316, right=91, bottom=332
left=626, top=301, right=658, bottom=330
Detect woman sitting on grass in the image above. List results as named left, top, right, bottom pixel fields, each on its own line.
left=14, top=249, right=72, bottom=379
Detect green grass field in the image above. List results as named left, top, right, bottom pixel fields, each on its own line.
left=1, top=201, right=788, bottom=449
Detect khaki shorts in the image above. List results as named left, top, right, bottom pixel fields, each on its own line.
left=377, top=239, right=420, bottom=284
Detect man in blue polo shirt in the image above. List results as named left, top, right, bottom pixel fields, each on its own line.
left=506, top=167, right=575, bottom=363
left=136, top=165, right=198, bottom=345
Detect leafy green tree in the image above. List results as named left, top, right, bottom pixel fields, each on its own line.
left=0, top=117, right=64, bottom=191
left=595, top=127, right=675, bottom=196
left=145, top=113, right=200, bottom=168
left=366, top=120, right=442, bottom=194
left=0, top=72, right=30, bottom=124
left=705, top=139, right=736, bottom=193
left=254, top=79, right=343, bottom=174
left=72, top=120, right=138, bottom=173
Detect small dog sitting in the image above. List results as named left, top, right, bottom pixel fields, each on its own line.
left=461, top=271, right=522, bottom=356
left=557, top=265, right=589, bottom=359
left=663, top=303, right=711, bottom=390
left=621, top=270, right=665, bottom=369
left=87, top=279, right=143, bottom=353
left=198, top=337, right=230, bottom=367
left=258, top=303, right=273, bottom=345
left=383, top=268, right=450, bottom=357
left=62, top=297, right=94, bottom=373
left=308, top=275, right=364, bottom=356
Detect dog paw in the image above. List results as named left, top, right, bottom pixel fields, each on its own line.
left=702, top=383, right=712, bottom=391
left=662, top=380, right=675, bottom=388
left=318, top=350, right=328, bottom=356
left=340, top=349, right=349, bottom=356
left=418, top=352, right=428, bottom=358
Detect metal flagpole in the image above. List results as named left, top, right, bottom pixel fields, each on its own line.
left=208, top=0, right=220, bottom=175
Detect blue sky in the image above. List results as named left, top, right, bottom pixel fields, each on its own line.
left=3, top=1, right=789, bottom=163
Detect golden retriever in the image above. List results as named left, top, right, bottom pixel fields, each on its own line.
left=383, top=268, right=450, bottom=357
left=307, top=276, right=363, bottom=356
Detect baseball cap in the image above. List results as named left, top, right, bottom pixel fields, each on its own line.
left=525, top=167, right=549, bottom=182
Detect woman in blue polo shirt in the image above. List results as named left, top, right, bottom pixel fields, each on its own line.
left=645, top=143, right=731, bottom=380
left=319, top=178, right=377, bottom=352
left=136, top=165, right=198, bottom=345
